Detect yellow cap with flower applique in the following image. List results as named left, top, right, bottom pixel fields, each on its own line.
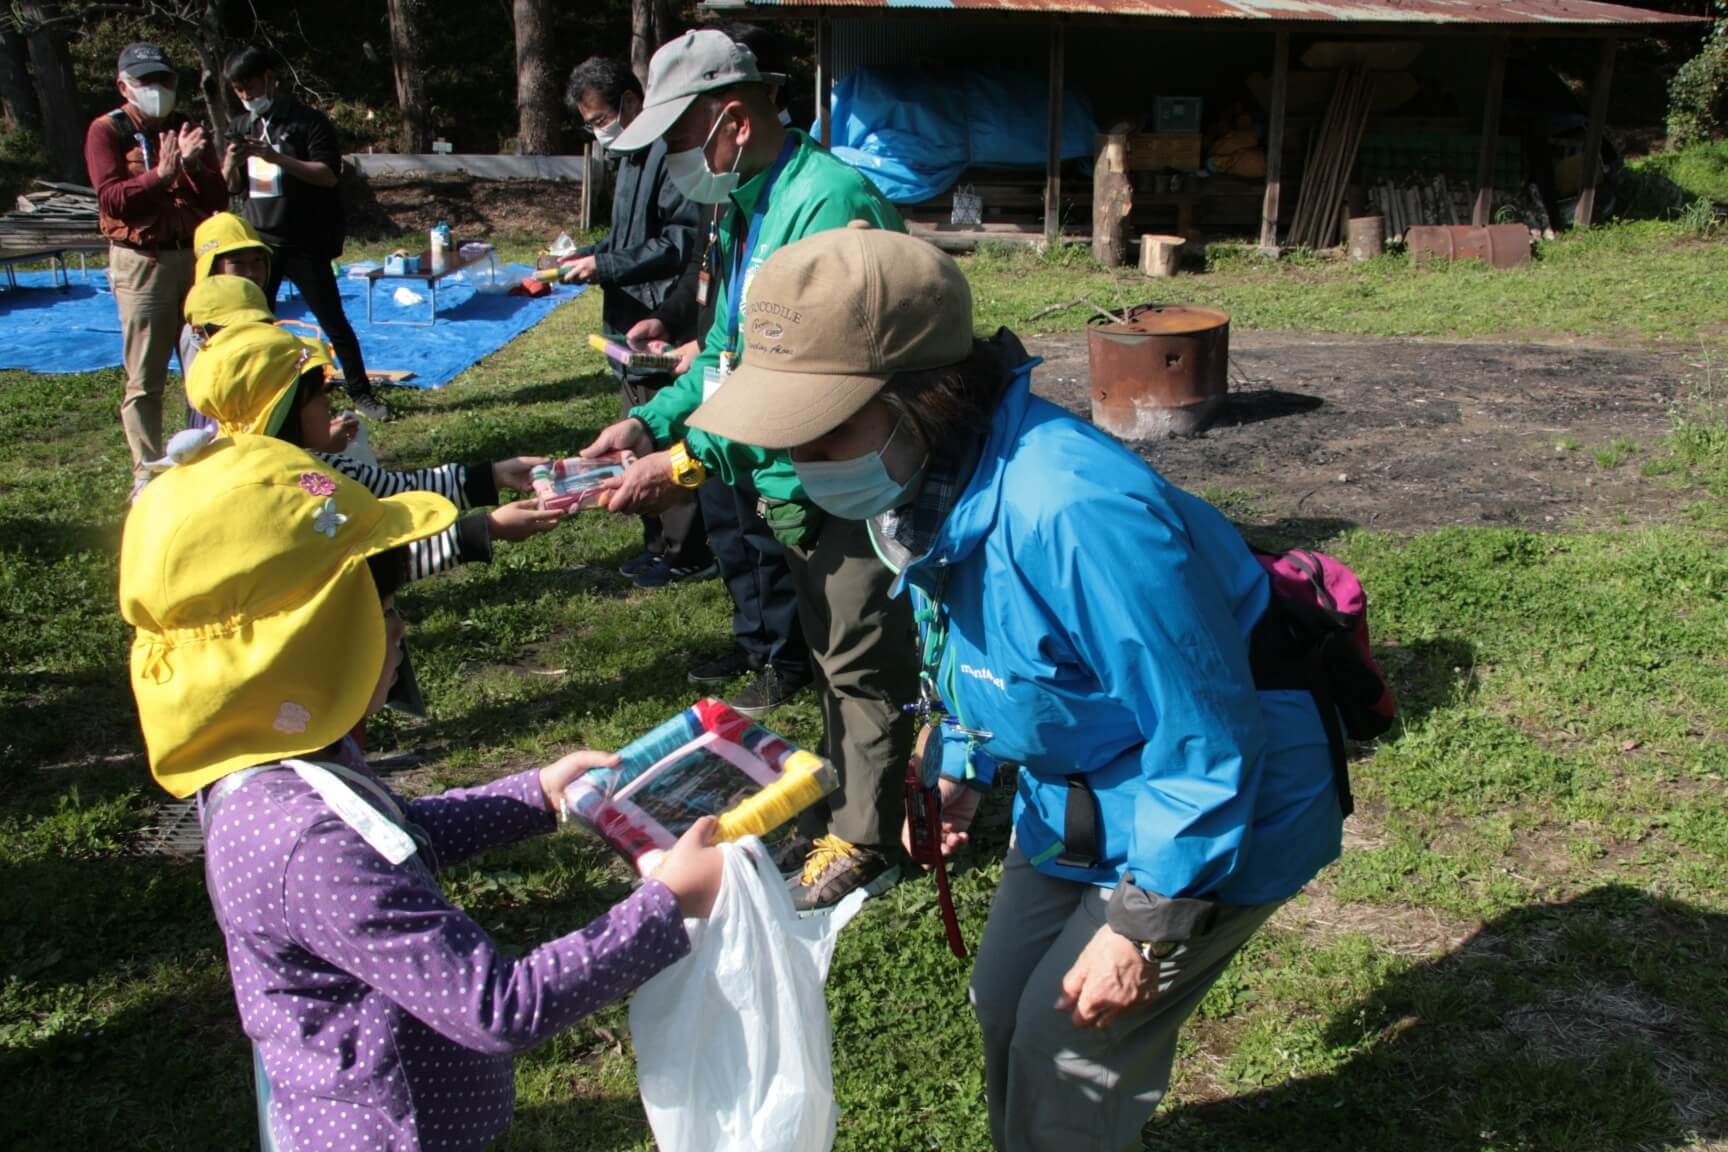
left=186, top=322, right=334, bottom=438
left=119, top=432, right=456, bottom=798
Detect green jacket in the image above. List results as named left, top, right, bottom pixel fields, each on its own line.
left=631, top=130, right=904, bottom=504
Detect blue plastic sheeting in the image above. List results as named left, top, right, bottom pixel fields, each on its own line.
left=0, top=266, right=584, bottom=387
left=825, top=68, right=1098, bottom=204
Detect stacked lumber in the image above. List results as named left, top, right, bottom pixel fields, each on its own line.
left=1287, top=69, right=1373, bottom=250
left=1369, top=179, right=1556, bottom=245
left=1, top=181, right=103, bottom=250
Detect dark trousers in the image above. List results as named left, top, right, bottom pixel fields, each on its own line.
left=786, top=513, right=918, bottom=851
left=698, top=473, right=810, bottom=679
left=267, top=247, right=372, bottom=398
left=621, top=371, right=711, bottom=568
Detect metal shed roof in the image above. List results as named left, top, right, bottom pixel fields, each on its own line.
left=704, top=0, right=1700, bottom=27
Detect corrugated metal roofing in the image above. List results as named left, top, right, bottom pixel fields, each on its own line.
left=706, top=0, right=1699, bottom=26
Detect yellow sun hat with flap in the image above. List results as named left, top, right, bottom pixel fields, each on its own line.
left=186, top=322, right=334, bottom=438
left=183, top=274, right=275, bottom=329
left=193, top=211, right=271, bottom=282
left=120, top=432, right=457, bottom=798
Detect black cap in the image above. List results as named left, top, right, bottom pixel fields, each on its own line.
left=118, top=42, right=175, bottom=81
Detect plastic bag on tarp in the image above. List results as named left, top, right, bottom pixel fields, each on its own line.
left=825, top=67, right=1098, bottom=204
left=629, top=838, right=865, bottom=1152
left=467, top=262, right=534, bottom=296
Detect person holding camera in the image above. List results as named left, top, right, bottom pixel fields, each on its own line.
left=221, top=43, right=386, bottom=422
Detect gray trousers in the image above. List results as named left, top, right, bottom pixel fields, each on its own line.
left=970, top=847, right=1282, bottom=1152
left=784, top=513, right=918, bottom=851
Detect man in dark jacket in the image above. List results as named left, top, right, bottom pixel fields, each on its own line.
left=220, top=44, right=385, bottom=422
left=564, top=56, right=712, bottom=589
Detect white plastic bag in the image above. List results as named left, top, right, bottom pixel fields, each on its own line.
left=392, top=285, right=425, bottom=307
left=629, top=838, right=865, bottom=1152
left=951, top=183, right=983, bottom=227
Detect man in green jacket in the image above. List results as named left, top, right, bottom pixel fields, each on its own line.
left=585, top=29, right=918, bottom=909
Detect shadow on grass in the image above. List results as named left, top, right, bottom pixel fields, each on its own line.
left=404, top=371, right=620, bottom=415
left=1238, top=516, right=1359, bottom=553
left=0, top=515, right=121, bottom=563
left=1147, top=885, right=1728, bottom=1152
left=1376, top=636, right=1478, bottom=730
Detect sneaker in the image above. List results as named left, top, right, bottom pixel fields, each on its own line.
left=352, top=394, right=391, bottom=423
left=729, top=666, right=808, bottom=718
left=619, top=550, right=657, bottom=578
left=688, top=647, right=758, bottom=685
left=787, top=835, right=901, bottom=912
left=633, top=558, right=718, bottom=589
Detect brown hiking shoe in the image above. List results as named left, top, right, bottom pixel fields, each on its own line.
left=786, top=835, right=901, bottom=912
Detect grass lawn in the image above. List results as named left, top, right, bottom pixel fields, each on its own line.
left=2, top=230, right=1726, bottom=1151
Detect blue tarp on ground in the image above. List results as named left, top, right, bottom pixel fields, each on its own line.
left=0, top=265, right=584, bottom=387
left=825, top=68, right=1099, bottom=204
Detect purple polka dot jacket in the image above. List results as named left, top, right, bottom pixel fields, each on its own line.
left=199, top=741, right=690, bottom=1151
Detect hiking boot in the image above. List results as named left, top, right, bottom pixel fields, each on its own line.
left=619, top=550, right=657, bottom=578
left=633, top=558, right=718, bottom=589
left=729, top=665, right=808, bottom=718
left=688, top=647, right=758, bottom=686
left=787, top=835, right=901, bottom=912
left=352, top=394, right=391, bottom=423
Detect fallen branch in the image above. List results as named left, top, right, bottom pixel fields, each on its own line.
left=1025, top=297, right=1123, bottom=325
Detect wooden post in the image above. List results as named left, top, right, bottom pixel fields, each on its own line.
left=579, top=140, right=594, bottom=231
left=1259, top=29, right=1289, bottom=256
left=1044, top=19, right=1065, bottom=249
left=1092, top=127, right=1132, bottom=266
left=815, top=13, right=832, bottom=147
left=1575, top=37, right=1616, bottom=229
left=1472, top=38, right=1508, bottom=227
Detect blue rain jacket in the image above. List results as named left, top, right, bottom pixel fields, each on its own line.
left=895, top=360, right=1342, bottom=906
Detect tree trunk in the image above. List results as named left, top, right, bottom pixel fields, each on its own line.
left=19, top=0, right=85, bottom=183
left=386, top=0, right=430, bottom=153
left=630, top=0, right=677, bottom=89
left=1, top=26, right=43, bottom=135
left=194, top=0, right=237, bottom=150
left=513, top=0, right=558, bottom=154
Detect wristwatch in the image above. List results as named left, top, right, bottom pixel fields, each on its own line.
left=1135, top=940, right=1181, bottom=963
left=668, top=441, right=707, bottom=489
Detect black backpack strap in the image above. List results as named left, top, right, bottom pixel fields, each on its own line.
left=1055, top=774, right=1102, bottom=870
left=1304, top=639, right=1356, bottom=818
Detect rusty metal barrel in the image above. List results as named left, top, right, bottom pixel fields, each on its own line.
left=1087, top=304, right=1230, bottom=440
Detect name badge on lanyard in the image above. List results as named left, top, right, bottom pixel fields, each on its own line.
left=247, top=121, right=283, bottom=199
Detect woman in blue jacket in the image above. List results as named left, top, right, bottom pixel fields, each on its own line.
left=686, top=224, right=1344, bottom=1152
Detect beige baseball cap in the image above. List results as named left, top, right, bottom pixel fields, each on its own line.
left=687, top=222, right=974, bottom=449
left=611, top=29, right=783, bottom=154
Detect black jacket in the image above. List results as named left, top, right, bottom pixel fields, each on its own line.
left=582, top=139, right=699, bottom=341
left=229, top=94, right=346, bottom=258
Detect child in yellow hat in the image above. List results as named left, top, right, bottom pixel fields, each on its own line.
left=186, top=322, right=563, bottom=582
left=120, top=432, right=723, bottom=1151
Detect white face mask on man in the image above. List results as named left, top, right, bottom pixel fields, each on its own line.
left=242, top=93, right=273, bottom=116
left=665, top=108, right=742, bottom=204
left=591, top=117, right=623, bottom=148
left=125, top=79, right=176, bottom=120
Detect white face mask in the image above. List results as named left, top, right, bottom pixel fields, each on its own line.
left=243, top=93, right=273, bottom=116
left=126, top=80, right=175, bottom=120
left=665, top=109, right=742, bottom=204
left=591, top=117, right=622, bottom=148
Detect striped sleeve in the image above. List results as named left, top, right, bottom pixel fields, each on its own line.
left=402, top=514, right=494, bottom=585
left=319, top=452, right=472, bottom=508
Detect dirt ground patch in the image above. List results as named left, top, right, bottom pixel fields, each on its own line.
left=345, top=175, right=586, bottom=242
left=1027, top=331, right=1703, bottom=536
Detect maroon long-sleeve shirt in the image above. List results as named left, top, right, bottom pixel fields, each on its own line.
left=85, top=104, right=229, bottom=248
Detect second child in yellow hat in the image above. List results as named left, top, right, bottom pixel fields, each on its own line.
left=185, top=322, right=564, bottom=583
left=120, top=430, right=724, bottom=1149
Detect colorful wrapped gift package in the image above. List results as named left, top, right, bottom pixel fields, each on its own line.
left=563, top=699, right=838, bottom=876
